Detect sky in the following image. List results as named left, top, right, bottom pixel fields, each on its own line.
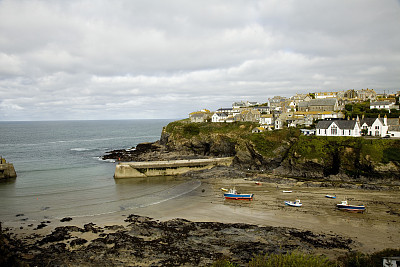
left=1, top=0, right=400, bottom=121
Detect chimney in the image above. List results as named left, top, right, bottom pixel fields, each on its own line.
left=384, top=114, right=387, bottom=126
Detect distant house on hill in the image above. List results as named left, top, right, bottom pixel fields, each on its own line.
left=370, top=101, right=392, bottom=110
left=252, top=127, right=266, bottom=133
left=189, top=109, right=211, bottom=123
left=314, top=92, right=338, bottom=99
left=212, top=112, right=229, bottom=122
left=316, top=120, right=361, bottom=137
left=298, top=98, right=339, bottom=112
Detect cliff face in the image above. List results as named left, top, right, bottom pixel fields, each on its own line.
left=161, top=120, right=400, bottom=183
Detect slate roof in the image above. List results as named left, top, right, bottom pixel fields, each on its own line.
left=370, top=101, right=390, bottom=106
left=316, top=120, right=358, bottom=130
left=360, top=118, right=378, bottom=127
left=387, top=118, right=400, bottom=126
left=308, top=98, right=337, bottom=106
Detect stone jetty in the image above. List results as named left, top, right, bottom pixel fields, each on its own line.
left=114, top=157, right=233, bottom=178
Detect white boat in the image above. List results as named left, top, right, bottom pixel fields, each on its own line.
left=282, top=190, right=292, bottom=193
left=336, top=200, right=365, bottom=213
left=284, top=199, right=302, bottom=207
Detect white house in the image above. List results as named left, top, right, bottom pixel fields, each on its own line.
left=212, top=112, right=228, bottom=122
left=316, top=120, right=361, bottom=137
left=360, top=117, right=388, bottom=137
left=259, top=114, right=273, bottom=125
left=370, top=101, right=391, bottom=110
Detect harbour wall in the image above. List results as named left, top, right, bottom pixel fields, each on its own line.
left=114, top=157, right=233, bottom=178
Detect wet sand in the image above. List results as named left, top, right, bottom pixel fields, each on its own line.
left=3, top=177, right=400, bottom=255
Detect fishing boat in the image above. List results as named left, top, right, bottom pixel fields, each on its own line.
left=224, top=188, right=253, bottom=200
left=284, top=199, right=302, bottom=207
left=325, top=194, right=336, bottom=199
left=336, top=200, right=365, bottom=213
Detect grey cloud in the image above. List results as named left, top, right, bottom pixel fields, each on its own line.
left=0, top=0, right=399, bottom=121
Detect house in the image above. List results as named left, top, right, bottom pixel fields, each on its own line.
left=360, top=116, right=388, bottom=137
left=298, top=98, right=339, bottom=112
left=259, top=114, right=273, bottom=125
left=387, top=117, right=400, bottom=138
left=274, top=118, right=283, bottom=129
left=314, top=92, right=338, bottom=99
left=316, top=120, right=361, bottom=137
left=370, top=101, right=392, bottom=110
left=300, top=129, right=316, bottom=136
left=216, top=108, right=234, bottom=115
left=252, top=127, right=266, bottom=133
left=232, top=101, right=246, bottom=108
left=237, top=109, right=261, bottom=122
left=212, top=112, right=228, bottom=122
left=189, top=109, right=211, bottom=123
left=255, top=106, right=270, bottom=114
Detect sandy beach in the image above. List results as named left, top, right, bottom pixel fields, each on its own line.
left=4, top=175, right=399, bottom=258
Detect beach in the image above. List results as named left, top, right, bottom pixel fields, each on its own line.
left=3, top=173, right=399, bottom=265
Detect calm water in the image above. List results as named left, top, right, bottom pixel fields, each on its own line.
left=0, top=120, right=200, bottom=223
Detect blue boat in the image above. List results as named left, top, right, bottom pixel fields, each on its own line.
left=325, top=194, right=336, bottom=199
left=224, top=188, right=253, bottom=201
left=336, top=200, right=365, bottom=213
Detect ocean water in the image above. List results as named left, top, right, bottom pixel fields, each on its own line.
left=0, top=120, right=201, bottom=223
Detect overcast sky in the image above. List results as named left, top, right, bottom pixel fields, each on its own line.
left=1, top=0, right=400, bottom=121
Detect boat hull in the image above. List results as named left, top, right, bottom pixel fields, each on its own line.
left=337, top=204, right=365, bottom=213
left=224, top=193, right=253, bottom=200
left=284, top=201, right=302, bottom=207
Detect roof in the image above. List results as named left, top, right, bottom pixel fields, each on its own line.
left=360, top=118, right=383, bottom=127
left=370, top=101, right=390, bottom=106
left=308, top=98, right=337, bottom=106
left=387, top=118, right=400, bottom=126
left=316, top=120, right=358, bottom=130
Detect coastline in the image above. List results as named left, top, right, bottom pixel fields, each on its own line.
left=2, top=173, right=399, bottom=265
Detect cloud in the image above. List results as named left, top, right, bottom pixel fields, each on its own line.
left=0, top=0, right=399, bottom=120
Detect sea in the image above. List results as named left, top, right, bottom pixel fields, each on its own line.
left=0, top=120, right=201, bottom=224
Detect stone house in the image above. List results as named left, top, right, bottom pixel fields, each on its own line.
left=298, top=98, right=339, bottom=112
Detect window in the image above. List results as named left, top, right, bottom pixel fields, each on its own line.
left=375, top=126, right=379, bottom=129
left=331, top=125, right=338, bottom=135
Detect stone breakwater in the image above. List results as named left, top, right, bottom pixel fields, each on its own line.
left=0, top=215, right=353, bottom=266
left=114, top=157, right=233, bottom=178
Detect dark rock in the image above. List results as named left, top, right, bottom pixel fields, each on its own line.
left=60, top=217, right=73, bottom=222
left=70, top=238, right=87, bottom=247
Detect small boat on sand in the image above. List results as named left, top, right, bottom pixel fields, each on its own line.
left=284, top=199, right=302, bottom=207
left=220, top=188, right=229, bottom=192
left=325, top=195, right=336, bottom=199
left=224, top=188, right=253, bottom=200
left=255, top=182, right=262, bottom=185
left=336, top=200, right=365, bottom=213
left=282, top=190, right=292, bottom=193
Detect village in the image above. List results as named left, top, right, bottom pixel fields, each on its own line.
left=189, top=88, right=400, bottom=138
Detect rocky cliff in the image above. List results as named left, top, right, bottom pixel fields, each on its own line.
left=104, top=120, right=400, bottom=184
left=160, top=120, right=400, bottom=184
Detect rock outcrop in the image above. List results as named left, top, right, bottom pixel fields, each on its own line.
left=0, top=158, right=17, bottom=179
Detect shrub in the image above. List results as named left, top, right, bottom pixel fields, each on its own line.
left=248, top=251, right=334, bottom=267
